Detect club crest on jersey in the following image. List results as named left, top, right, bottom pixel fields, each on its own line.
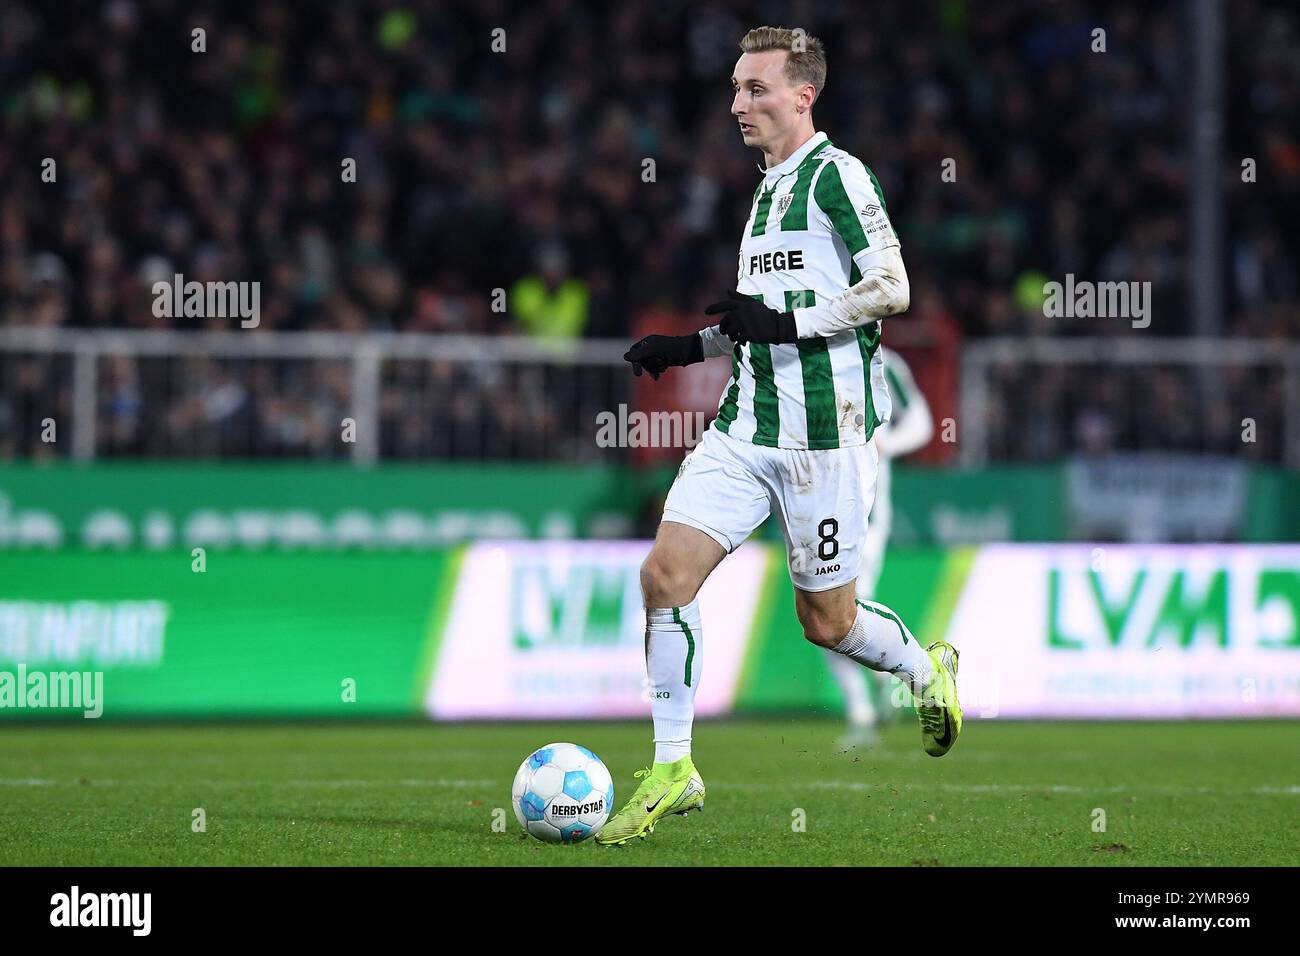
left=775, top=193, right=794, bottom=218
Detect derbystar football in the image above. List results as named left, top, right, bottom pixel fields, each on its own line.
left=511, top=743, right=614, bottom=844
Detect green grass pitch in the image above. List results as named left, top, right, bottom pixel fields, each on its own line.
left=0, top=719, right=1295, bottom=866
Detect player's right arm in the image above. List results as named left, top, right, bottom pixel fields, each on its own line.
left=624, top=317, right=744, bottom=378
left=623, top=332, right=706, bottom=379
left=697, top=324, right=733, bottom=358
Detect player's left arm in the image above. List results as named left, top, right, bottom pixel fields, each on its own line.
left=794, top=158, right=909, bottom=339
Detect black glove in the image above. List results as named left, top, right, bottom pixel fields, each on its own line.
left=704, top=289, right=797, bottom=345
left=624, top=333, right=704, bottom=380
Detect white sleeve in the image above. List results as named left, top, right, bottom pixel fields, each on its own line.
left=698, top=325, right=732, bottom=358
left=814, top=155, right=901, bottom=258
left=792, top=245, right=910, bottom=339
left=794, top=157, right=908, bottom=339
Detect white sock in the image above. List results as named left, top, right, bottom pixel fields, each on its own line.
left=831, top=600, right=932, bottom=696
left=825, top=649, right=876, bottom=727
left=646, top=598, right=702, bottom=764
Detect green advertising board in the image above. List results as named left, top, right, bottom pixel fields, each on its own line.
left=4, top=461, right=1293, bottom=551
left=1, top=543, right=1297, bottom=721
left=0, top=461, right=1070, bottom=551
left=0, top=461, right=643, bottom=550
left=0, top=551, right=454, bottom=718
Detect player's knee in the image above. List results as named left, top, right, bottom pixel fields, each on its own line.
left=640, top=553, right=695, bottom=607
left=797, top=604, right=855, bottom=649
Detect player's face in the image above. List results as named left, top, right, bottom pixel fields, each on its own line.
left=731, top=51, right=801, bottom=150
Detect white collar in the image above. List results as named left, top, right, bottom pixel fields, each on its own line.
left=760, top=131, right=828, bottom=181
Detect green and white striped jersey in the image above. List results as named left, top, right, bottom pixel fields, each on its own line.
left=708, top=131, right=899, bottom=450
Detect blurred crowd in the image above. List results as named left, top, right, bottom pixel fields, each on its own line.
left=0, top=0, right=1296, bottom=462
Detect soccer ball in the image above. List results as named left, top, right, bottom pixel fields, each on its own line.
left=511, top=743, right=614, bottom=844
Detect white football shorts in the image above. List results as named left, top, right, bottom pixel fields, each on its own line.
left=662, top=425, right=878, bottom=592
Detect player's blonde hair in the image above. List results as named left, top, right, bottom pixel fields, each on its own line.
left=738, top=26, right=827, bottom=102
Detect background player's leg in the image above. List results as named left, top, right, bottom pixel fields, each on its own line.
left=824, top=502, right=891, bottom=738
left=641, top=520, right=726, bottom=761
left=856, top=512, right=898, bottom=726
left=825, top=650, right=878, bottom=745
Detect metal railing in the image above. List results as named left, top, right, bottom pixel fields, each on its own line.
left=2, top=327, right=1298, bottom=467
left=0, top=327, right=629, bottom=463
left=960, top=337, right=1300, bottom=468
